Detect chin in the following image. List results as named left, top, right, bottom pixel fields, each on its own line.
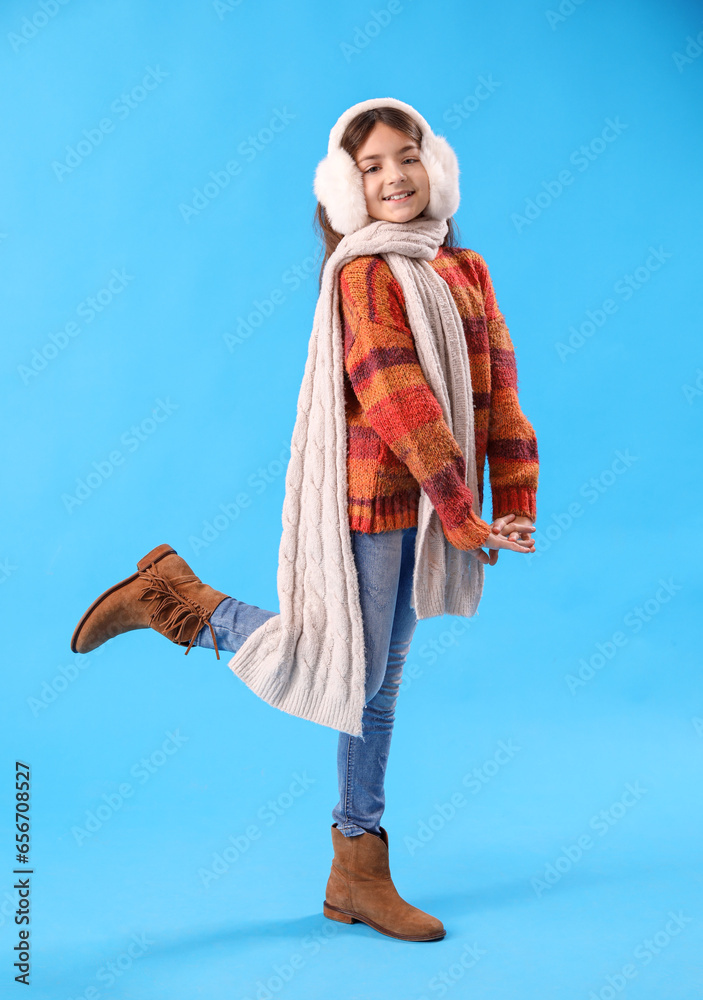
left=367, top=206, right=428, bottom=224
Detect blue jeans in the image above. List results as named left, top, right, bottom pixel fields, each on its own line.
left=193, top=526, right=419, bottom=839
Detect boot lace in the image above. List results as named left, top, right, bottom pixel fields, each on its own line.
left=137, top=566, right=220, bottom=660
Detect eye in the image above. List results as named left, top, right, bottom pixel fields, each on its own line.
left=363, top=156, right=419, bottom=174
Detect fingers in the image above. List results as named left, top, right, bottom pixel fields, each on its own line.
left=492, top=519, right=536, bottom=542
left=494, top=533, right=535, bottom=554
left=506, top=526, right=536, bottom=538
left=491, top=514, right=516, bottom=533
left=506, top=538, right=535, bottom=553
left=486, top=531, right=529, bottom=552
left=475, top=523, right=537, bottom=558
left=473, top=547, right=499, bottom=565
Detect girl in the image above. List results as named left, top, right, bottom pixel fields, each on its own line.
left=70, top=98, right=539, bottom=943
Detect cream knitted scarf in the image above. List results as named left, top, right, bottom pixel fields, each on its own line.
left=229, top=215, right=485, bottom=737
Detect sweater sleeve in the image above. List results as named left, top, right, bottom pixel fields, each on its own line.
left=340, top=256, right=492, bottom=551
left=476, top=254, right=539, bottom=521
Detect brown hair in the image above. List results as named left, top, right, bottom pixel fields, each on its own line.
left=312, top=105, right=461, bottom=291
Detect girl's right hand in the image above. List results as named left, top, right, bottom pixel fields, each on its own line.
left=473, top=522, right=536, bottom=565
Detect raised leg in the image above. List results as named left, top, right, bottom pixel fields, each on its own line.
left=190, top=597, right=277, bottom=656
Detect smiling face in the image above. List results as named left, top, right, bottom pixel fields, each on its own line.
left=354, top=122, right=430, bottom=224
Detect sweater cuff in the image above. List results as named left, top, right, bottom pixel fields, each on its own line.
left=491, top=486, right=537, bottom=522
left=443, top=513, right=493, bottom=551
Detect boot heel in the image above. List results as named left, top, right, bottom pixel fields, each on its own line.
left=323, top=901, right=356, bottom=924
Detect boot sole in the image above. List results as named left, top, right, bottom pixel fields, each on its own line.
left=70, top=544, right=176, bottom=653
left=322, top=900, right=446, bottom=942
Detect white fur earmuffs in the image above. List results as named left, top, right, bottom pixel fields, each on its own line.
left=313, top=97, right=461, bottom=236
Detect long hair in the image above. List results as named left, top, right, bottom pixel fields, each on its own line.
left=313, top=106, right=461, bottom=291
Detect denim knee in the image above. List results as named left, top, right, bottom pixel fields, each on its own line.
left=364, top=658, right=404, bottom=716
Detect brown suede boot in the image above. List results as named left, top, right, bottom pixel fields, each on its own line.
left=70, top=543, right=229, bottom=659
left=323, top=823, right=445, bottom=941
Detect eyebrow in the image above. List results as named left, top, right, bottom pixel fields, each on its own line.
left=357, top=143, right=419, bottom=165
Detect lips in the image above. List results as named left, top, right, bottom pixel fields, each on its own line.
left=383, top=190, right=415, bottom=202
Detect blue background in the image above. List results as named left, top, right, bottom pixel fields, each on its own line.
left=3, top=0, right=703, bottom=997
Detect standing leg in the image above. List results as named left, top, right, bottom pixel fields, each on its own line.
left=332, top=526, right=418, bottom=837
left=323, top=525, right=444, bottom=941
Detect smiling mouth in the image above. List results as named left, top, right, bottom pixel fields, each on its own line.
left=383, top=190, right=415, bottom=202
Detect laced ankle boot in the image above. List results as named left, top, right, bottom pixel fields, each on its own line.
left=70, top=543, right=229, bottom=659
left=323, top=823, right=445, bottom=941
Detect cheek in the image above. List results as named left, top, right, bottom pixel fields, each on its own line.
left=361, top=174, right=376, bottom=198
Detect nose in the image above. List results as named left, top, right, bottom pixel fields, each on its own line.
left=385, top=162, right=407, bottom=183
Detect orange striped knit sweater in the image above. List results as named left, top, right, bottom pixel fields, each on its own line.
left=339, top=246, right=539, bottom=550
